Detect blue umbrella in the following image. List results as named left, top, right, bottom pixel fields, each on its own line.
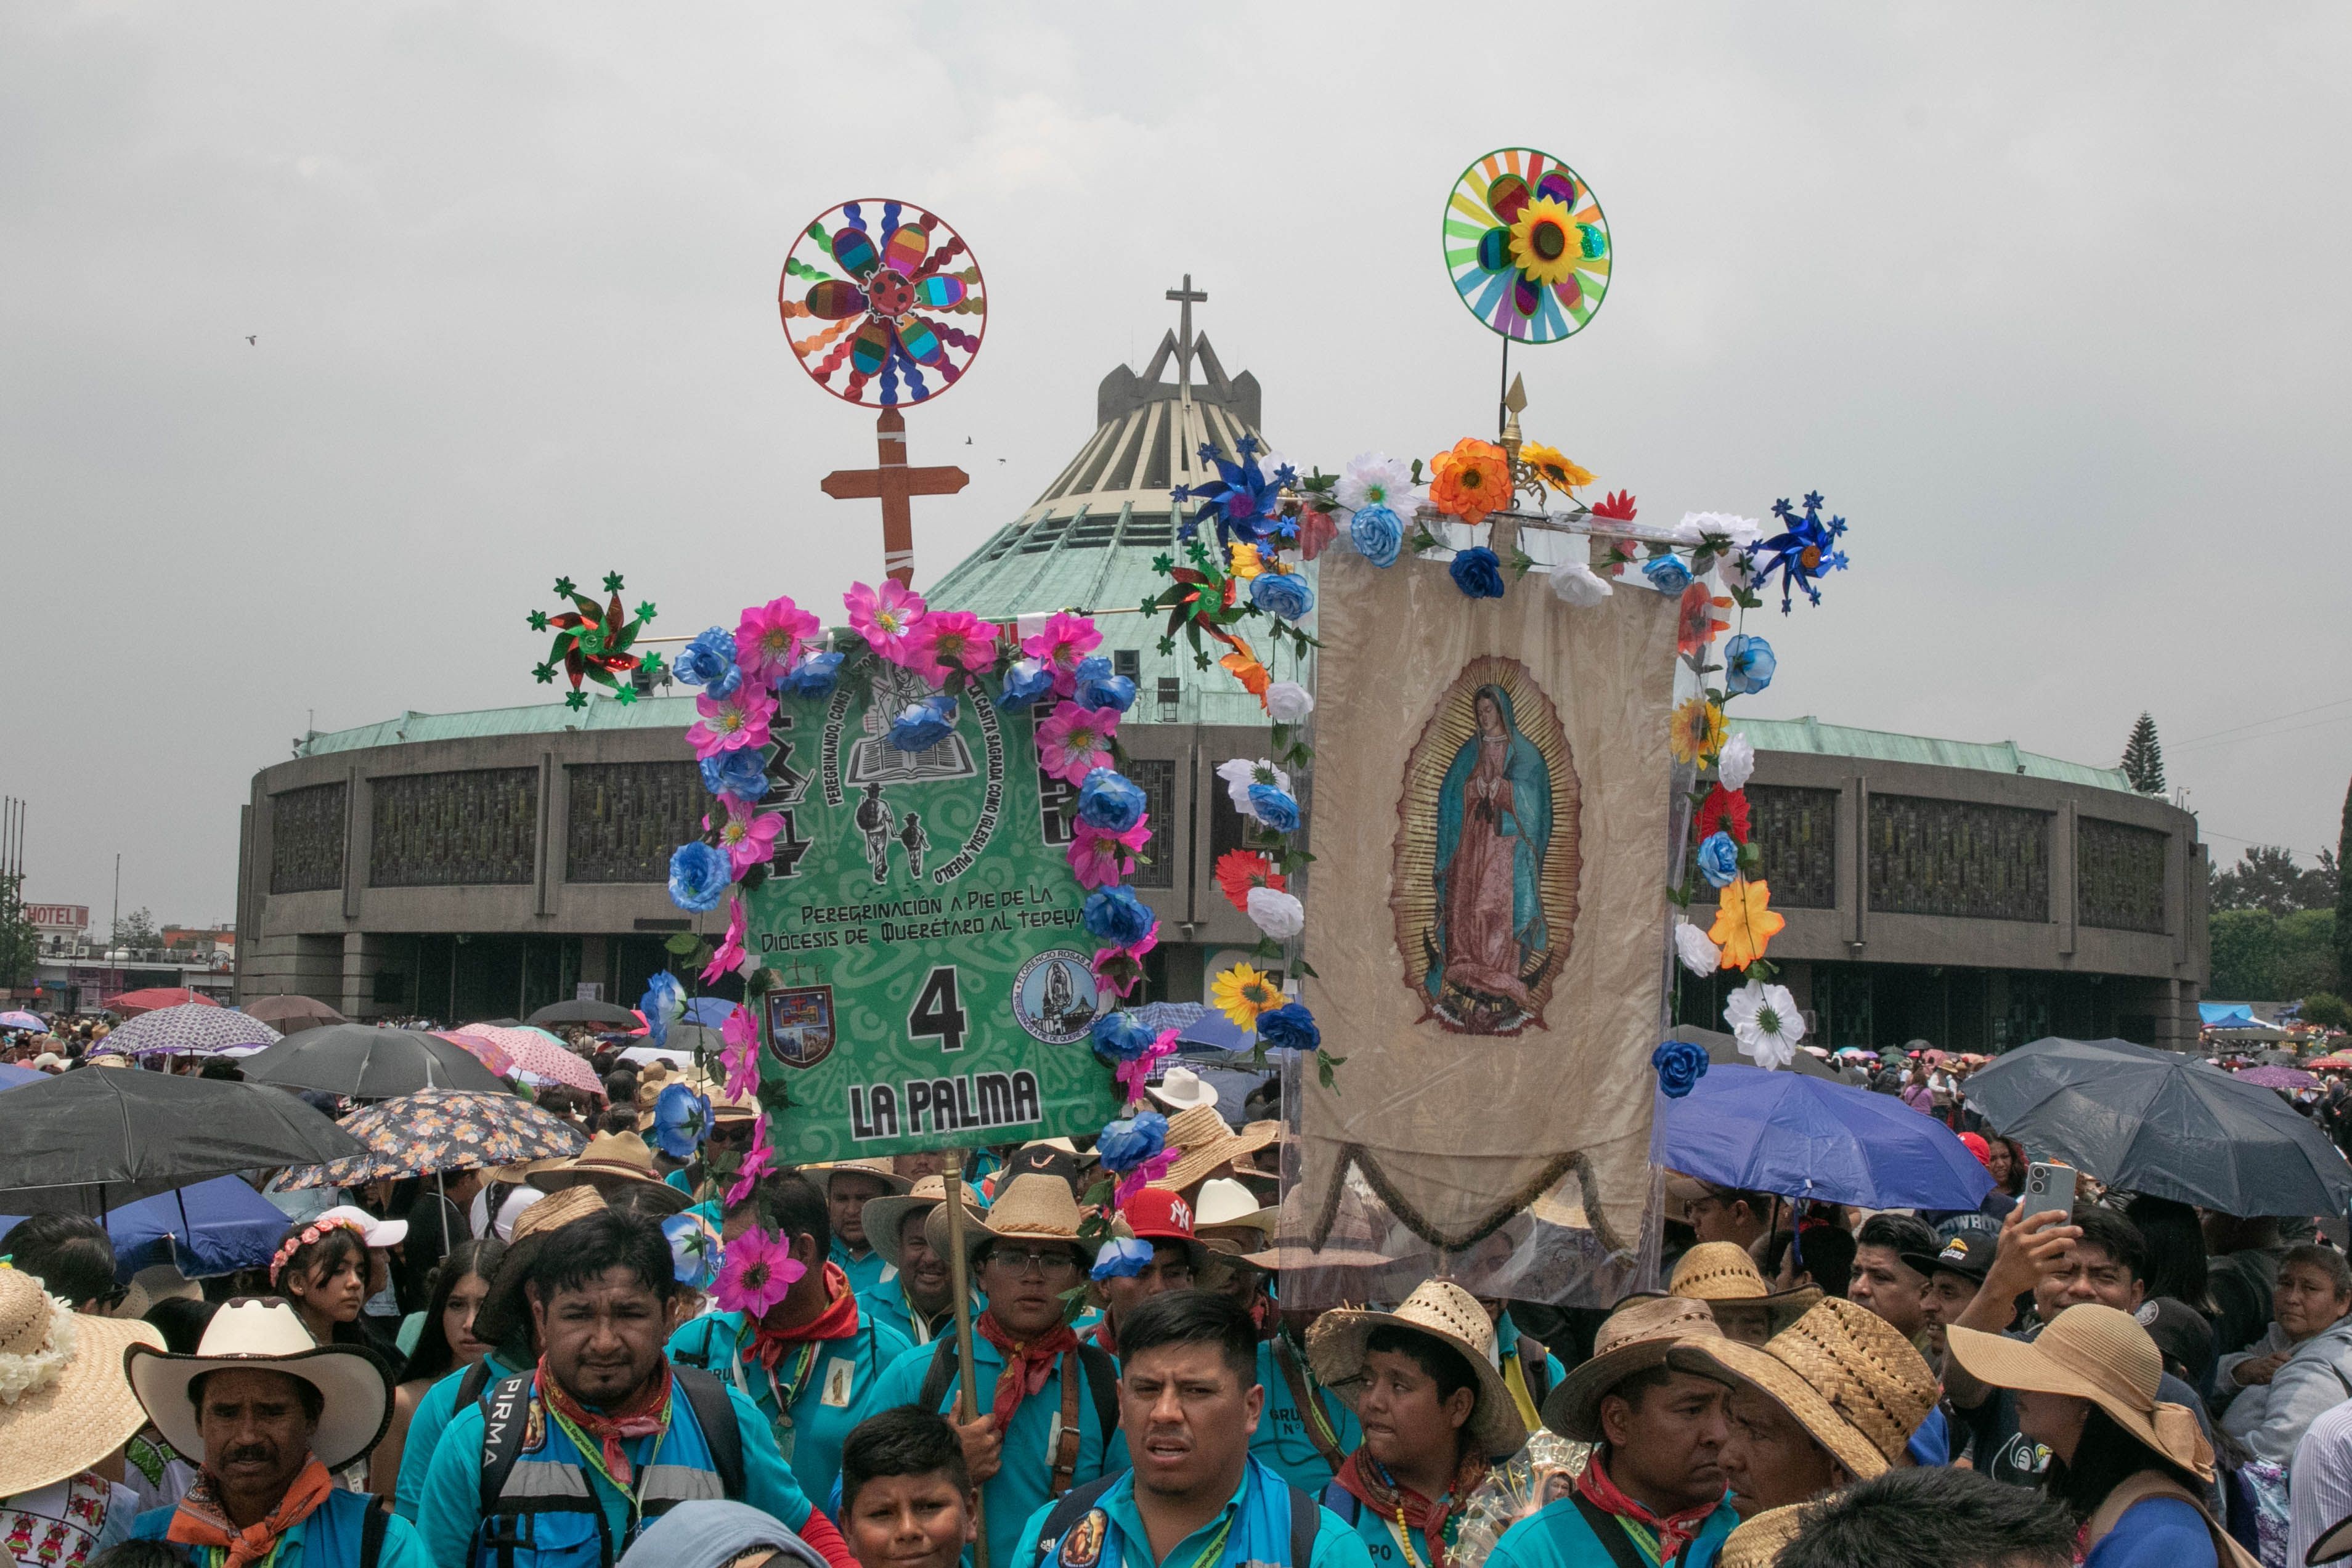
left=0, top=1064, right=43, bottom=1092
left=1129, top=1001, right=1255, bottom=1052
left=0, top=1174, right=293, bottom=1279
left=1659, top=1062, right=1995, bottom=1210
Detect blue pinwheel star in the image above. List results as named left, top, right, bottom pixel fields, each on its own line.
left=1174, top=434, right=1287, bottom=548
left=1747, top=490, right=1851, bottom=614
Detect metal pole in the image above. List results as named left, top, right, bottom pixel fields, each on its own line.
left=1497, top=338, right=1512, bottom=441
left=942, top=1160, right=989, bottom=1568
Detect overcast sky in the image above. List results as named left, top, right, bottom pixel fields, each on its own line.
left=6, top=2, right=2348, bottom=926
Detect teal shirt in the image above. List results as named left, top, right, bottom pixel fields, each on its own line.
left=1011, top=1461, right=1373, bottom=1568
left=871, top=1332, right=1130, bottom=1568
left=133, top=1503, right=434, bottom=1568
left=1250, top=1335, right=1362, bottom=1493
left=1485, top=1492, right=1736, bottom=1568
left=1493, top=1315, right=1566, bottom=1409
left=415, top=1376, right=812, bottom=1568
left=1338, top=1500, right=1435, bottom=1568
left=393, top=1349, right=524, bottom=1520
left=665, top=1308, right=911, bottom=1507
left=833, top=1238, right=893, bottom=1298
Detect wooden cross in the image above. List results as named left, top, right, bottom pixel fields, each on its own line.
left=820, top=407, right=969, bottom=586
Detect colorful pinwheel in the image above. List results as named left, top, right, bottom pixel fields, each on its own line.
left=1746, top=492, right=1852, bottom=614
left=1444, top=148, right=1611, bottom=342
left=1172, top=436, right=1292, bottom=548
left=778, top=198, right=987, bottom=407
left=528, top=572, right=661, bottom=710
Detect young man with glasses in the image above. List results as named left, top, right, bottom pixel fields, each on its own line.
left=870, top=1174, right=1129, bottom=1568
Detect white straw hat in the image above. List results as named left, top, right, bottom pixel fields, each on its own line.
left=1145, top=1066, right=1219, bottom=1114
left=0, top=1264, right=165, bottom=1497
left=124, top=1297, right=391, bottom=1473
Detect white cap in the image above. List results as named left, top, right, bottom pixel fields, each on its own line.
left=317, top=1204, right=409, bottom=1248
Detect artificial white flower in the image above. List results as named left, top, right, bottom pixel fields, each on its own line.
left=1672, top=919, right=1722, bottom=978
left=1717, top=733, right=1757, bottom=791
left=1255, top=449, right=1295, bottom=486
left=1245, top=887, right=1306, bottom=939
left=1548, top=560, right=1614, bottom=607
left=1337, top=450, right=1418, bottom=515
left=0, top=1286, right=73, bottom=1402
left=1680, top=512, right=1760, bottom=552
left=1264, top=682, right=1314, bottom=723
left=1215, top=757, right=1290, bottom=817
left=1724, top=979, right=1805, bottom=1071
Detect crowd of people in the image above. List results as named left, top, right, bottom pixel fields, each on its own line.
left=12, top=1026, right=2352, bottom=1568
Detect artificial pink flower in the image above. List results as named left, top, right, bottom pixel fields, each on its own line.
left=715, top=800, right=783, bottom=875
left=712, top=1225, right=803, bottom=1317
left=690, top=686, right=776, bottom=759
left=718, top=1002, right=760, bottom=1099
left=846, top=580, right=926, bottom=664
left=736, top=596, right=821, bottom=683
left=1021, top=611, right=1103, bottom=696
left=1113, top=1027, right=1179, bottom=1105
left=1296, top=508, right=1338, bottom=561
left=702, top=898, right=748, bottom=986
left=1067, top=819, right=1150, bottom=889
left=1091, top=919, right=1159, bottom=1000
left=1114, top=1151, right=1181, bottom=1208
left=1035, top=701, right=1121, bottom=785
left=725, top=1113, right=777, bottom=1206
left=908, top=610, right=998, bottom=685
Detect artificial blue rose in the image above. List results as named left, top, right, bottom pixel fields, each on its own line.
left=1073, top=656, right=1137, bottom=713
left=1090, top=1237, right=1154, bottom=1282
left=1001, top=657, right=1056, bottom=707
left=888, top=694, right=958, bottom=752
left=651, top=1081, right=713, bottom=1159
left=1246, top=784, right=1300, bottom=834
left=667, top=842, right=730, bottom=912
left=1449, top=546, right=1506, bottom=599
left=674, top=628, right=742, bottom=696
left=1083, top=885, right=1157, bottom=947
left=1642, top=556, right=1694, bottom=596
left=699, top=749, right=769, bottom=806
left=1094, top=1110, right=1169, bottom=1173
left=778, top=649, right=843, bottom=697
left=1256, top=1002, right=1320, bottom=1053
left=1696, top=831, right=1742, bottom=889
left=1077, top=768, right=1148, bottom=834
left=1248, top=572, right=1315, bottom=621
left=1350, top=504, right=1404, bottom=567
left=1724, top=633, right=1777, bottom=696
left=1089, top=1009, right=1158, bottom=1064
left=639, top=969, right=685, bottom=1047
left=1650, top=1039, right=1710, bottom=1099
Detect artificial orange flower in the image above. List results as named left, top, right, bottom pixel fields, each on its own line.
left=1428, top=437, right=1512, bottom=526
left=1213, top=849, right=1287, bottom=913
left=1219, top=649, right=1272, bottom=699
left=1677, top=582, right=1733, bottom=655
left=1669, top=695, right=1727, bottom=766
left=1520, top=442, right=1595, bottom=492
left=1708, top=875, right=1786, bottom=969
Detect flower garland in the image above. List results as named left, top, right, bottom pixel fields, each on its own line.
left=267, top=1215, right=370, bottom=1286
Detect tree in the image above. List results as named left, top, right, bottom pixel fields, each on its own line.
left=2121, top=712, right=2166, bottom=795
left=2306, top=992, right=2352, bottom=1032
left=2212, top=845, right=2336, bottom=916
left=111, top=906, right=158, bottom=950
left=2210, top=906, right=2341, bottom=999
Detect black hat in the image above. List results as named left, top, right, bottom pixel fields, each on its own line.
left=1901, top=1216, right=1998, bottom=1284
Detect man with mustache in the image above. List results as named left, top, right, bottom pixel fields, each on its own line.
left=854, top=1176, right=978, bottom=1347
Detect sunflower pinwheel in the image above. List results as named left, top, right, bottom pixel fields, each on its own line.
left=528, top=572, right=661, bottom=710
left=778, top=198, right=986, bottom=407
left=1444, top=148, right=1612, bottom=342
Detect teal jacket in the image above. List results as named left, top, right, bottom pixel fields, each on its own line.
left=1248, top=1334, right=1363, bottom=1493
left=1484, top=1493, right=1736, bottom=1568
left=393, top=1349, right=526, bottom=1521
left=134, top=1490, right=434, bottom=1568
left=1011, top=1460, right=1373, bottom=1568
left=665, top=1307, right=911, bottom=1508
left=832, top=1239, right=892, bottom=1299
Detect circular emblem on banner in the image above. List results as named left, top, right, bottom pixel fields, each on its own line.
left=1011, top=950, right=1100, bottom=1044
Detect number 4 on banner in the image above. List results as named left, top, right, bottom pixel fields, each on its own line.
left=909, top=966, right=969, bottom=1054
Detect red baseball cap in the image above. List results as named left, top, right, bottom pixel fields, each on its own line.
left=1118, top=1188, right=1208, bottom=1271
left=1958, top=1132, right=1992, bottom=1169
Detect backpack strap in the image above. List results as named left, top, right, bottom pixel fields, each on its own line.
left=1568, top=1494, right=1658, bottom=1568
left=1051, top=1351, right=1084, bottom=1499
left=1273, top=1334, right=1349, bottom=1477
left=360, top=1496, right=389, bottom=1568
left=1074, top=1346, right=1120, bottom=1460
left=672, top=1366, right=746, bottom=1500
left=1317, top=1479, right=1360, bottom=1525
left=456, top=1358, right=494, bottom=1413
left=1287, top=1484, right=1320, bottom=1568
left=918, top=1337, right=961, bottom=1416
left=478, top=1374, right=538, bottom=1521
left=1027, top=1472, right=1126, bottom=1568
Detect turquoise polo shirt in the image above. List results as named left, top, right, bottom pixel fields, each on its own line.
left=833, top=1238, right=892, bottom=1298
left=871, top=1330, right=1130, bottom=1568
left=393, top=1349, right=525, bottom=1520
left=665, top=1307, right=911, bottom=1506
left=1336, top=1499, right=1437, bottom=1568
left=858, top=1275, right=980, bottom=1348
left=1484, top=1491, right=1736, bottom=1568
left=1011, top=1459, right=1373, bottom=1568
left=1250, top=1335, right=1363, bottom=1493
left=135, top=1498, right=436, bottom=1568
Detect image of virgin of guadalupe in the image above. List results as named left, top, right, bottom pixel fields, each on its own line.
left=1425, top=683, right=1553, bottom=1030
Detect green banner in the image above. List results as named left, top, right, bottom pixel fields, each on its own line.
left=747, top=659, right=1120, bottom=1161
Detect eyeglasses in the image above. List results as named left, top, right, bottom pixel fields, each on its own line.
left=985, top=1247, right=1084, bottom=1280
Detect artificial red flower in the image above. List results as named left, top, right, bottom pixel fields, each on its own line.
left=1590, top=490, right=1638, bottom=521
left=1695, top=784, right=1751, bottom=845
left=1677, top=582, right=1733, bottom=656
left=1214, top=849, right=1287, bottom=913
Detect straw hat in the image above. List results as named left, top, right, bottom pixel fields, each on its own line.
left=118, top=1262, right=205, bottom=1323
left=946, top=1172, right=1099, bottom=1268
left=1543, top=1296, right=1723, bottom=1441
left=1306, top=1280, right=1529, bottom=1461
left=1669, top=1298, right=1938, bottom=1481
left=125, top=1298, right=391, bottom=1473
left=1944, top=1304, right=2215, bottom=1482
left=868, top=1176, right=982, bottom=1272
left=529, top=1131, right=691, bottom=1216
left=803, top=1159, right=912, bottom=1202
left=1717, top=1504, right=1809, bottom=1568
left=1669, top=1243, right=1822, bottom=1333
left=511, top=1184, right=608, bottom=1245
left=1144, top=1066, right=1219, bottom=1114
left=1152, top=1105, right=1278, bottom=1194
left=0, top=1264, right=165, bottom=1496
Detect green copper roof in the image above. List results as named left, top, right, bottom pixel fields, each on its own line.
left=1728, top=715, right=2136, bottom=794
left=298, top=696, right=698, bottom=756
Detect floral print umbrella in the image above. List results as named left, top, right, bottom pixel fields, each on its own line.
left=275, top=1088, right=586, bottom=1190
left=452, top=1025, right=605, bottom=1096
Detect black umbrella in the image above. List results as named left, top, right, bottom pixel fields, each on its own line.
left=0, top=1068, right=366, bottom=1214
left=239, top=1024, right=511, bottom=1099
left=1962, top=1036, right=2352, bottom=1217
left=527, top=998, right=642, bottom=1028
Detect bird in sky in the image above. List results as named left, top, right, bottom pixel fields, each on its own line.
left=245, top=335, right=257, bottom=345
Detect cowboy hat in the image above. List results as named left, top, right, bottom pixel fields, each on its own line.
left=1152, top=1105, right=1278, bottom=1195
left=1192, top=1177, right=1277, bottom=1255
left=0, top=1265, right=165, bottom=1497
left=116, top=1262, right=205, bottom=1323
left=1543, top=1296, right=1724, bottom=1442
left=529, top=1131, right=691, bottom=1216
left=1717, top=1503, right=1810, bottom=1568
left=1945, top=1304, right=2214, bottom=1482
left=124, top=1298, right=391, bottom=1473
left=801, top=1159, right=912, bottom=1202
left=938, top=1172, right=1099, bottom=1269
left=1668, top=1243, right=1822, bottom=1334
left=1306, top=1280, right=1529, bottom=1461
left=866, top=1176, right=982, bottom=1273
left=1669, top=1298, right=1938, bottom=1481
left=1144, top=1066, right=1219, bottom=1115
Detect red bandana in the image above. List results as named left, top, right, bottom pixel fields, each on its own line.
left=540, top=1359, right=672, bottom=1488
left=1574, top=1451, right=1719, bottom=1566
left=976, top=1313, right=1079, bottom=1437
left=749, top=1263, right=861, bottom=1371
left=1331, top=1452, right=1486, bottom=1568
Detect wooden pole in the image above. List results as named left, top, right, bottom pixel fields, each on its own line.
left=943, top=1155, right=990, bottom=1568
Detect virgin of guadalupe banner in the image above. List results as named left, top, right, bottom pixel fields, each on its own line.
left=1298, top=543, right=1679, bottom=1261
left=746, top=659, right=1120, bottom=1161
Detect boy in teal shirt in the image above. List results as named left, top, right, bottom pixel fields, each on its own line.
left=809, top=1160, right=908, bottom=1298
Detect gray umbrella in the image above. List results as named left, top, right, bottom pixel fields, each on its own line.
left=239, top=1023, right=512, bottom=1100
left=1962, top=1035, right=2352, bottom=1217
left=527, top=998, right=643, bottom=1028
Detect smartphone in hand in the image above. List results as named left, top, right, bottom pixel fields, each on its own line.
left=2017, top=1160, right=2077, bottom=1225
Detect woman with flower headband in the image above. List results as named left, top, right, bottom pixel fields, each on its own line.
left=266, top=1219, right=396, bottom=1363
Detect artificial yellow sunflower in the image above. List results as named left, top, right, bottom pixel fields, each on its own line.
left=1520, top=441, right=1595, bottom=492
left=1668, top=695, right=1727, bottom=767
left=1211, top=963, right=1287, bottom=1028
left=1227, top=542, right=1266, bottom=580
left=1507, top=196, right=1581, bottom=288
left=1708, top=876, right=1786, bottom=969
